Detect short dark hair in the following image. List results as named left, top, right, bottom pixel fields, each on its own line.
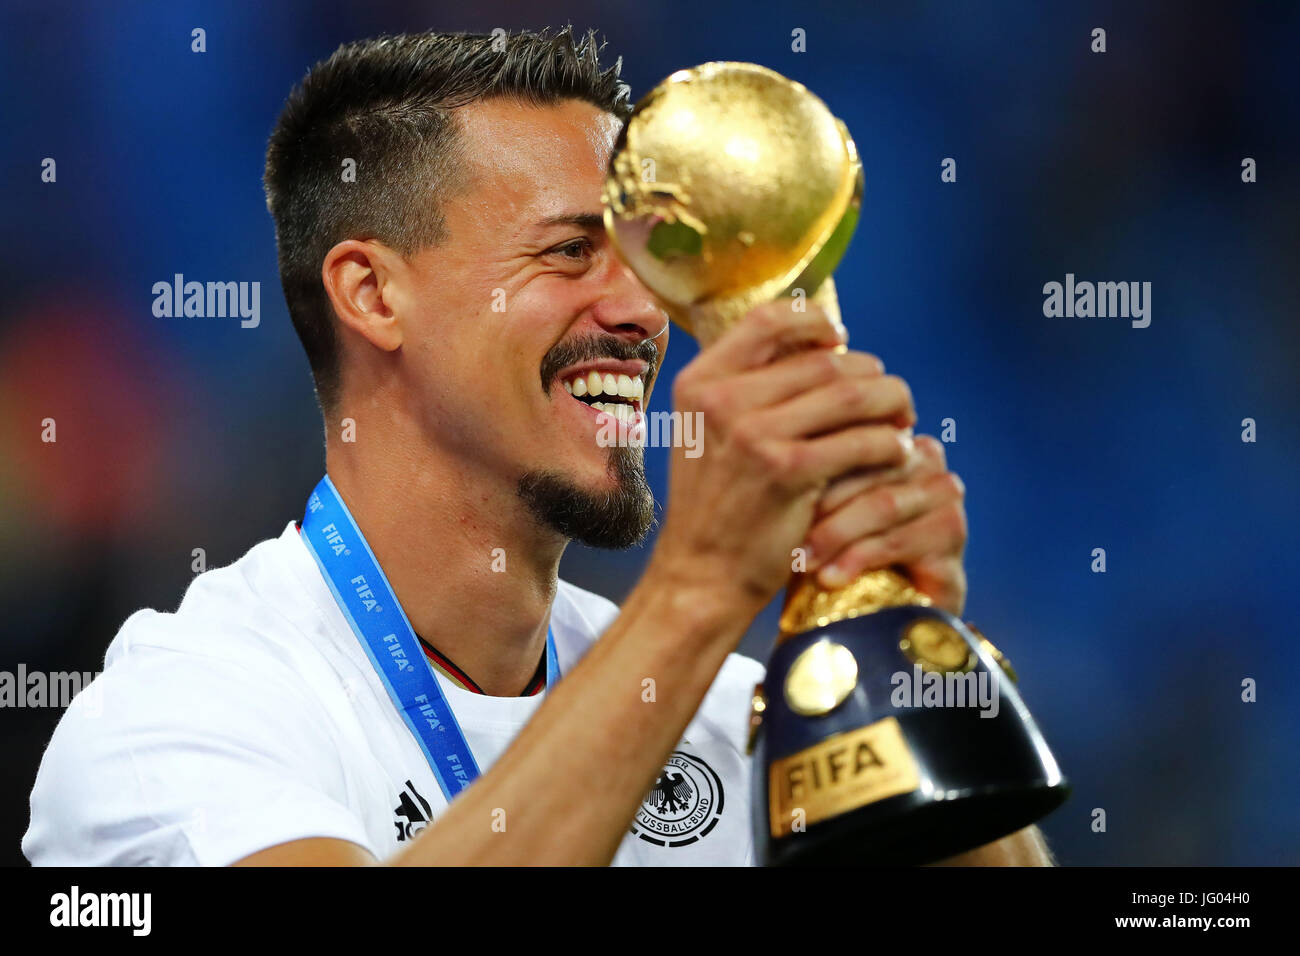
left=263, top=28, right=632, bottom=411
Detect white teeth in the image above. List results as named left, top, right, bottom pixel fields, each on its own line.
left=592, top=403, right=633, bottom=423
left=564, top=371, right=646, bottom=405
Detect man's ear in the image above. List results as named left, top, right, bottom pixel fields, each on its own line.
left=321, top=239, right=403, bottom=352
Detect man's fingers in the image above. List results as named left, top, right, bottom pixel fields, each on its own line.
left=907, top=554, right=969, bottom=618
left=780, top=424, right=913, bottom=490
left=687, top=300, right=846, bottom=377
left=805, top=470, right=965, bottom=571
left=716, top=348, right=885, bottom=416
left=816, top=434, right=945, bottom=516
left=915, top=434, right=946, bottom=468
left=750, top=374, right=915, bottom=440
left=813, top=499, right=968, bottom=590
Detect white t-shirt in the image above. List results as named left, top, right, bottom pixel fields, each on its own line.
left=23, top=522, right=765, bottom=867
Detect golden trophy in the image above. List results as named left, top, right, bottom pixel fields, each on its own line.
left=604, top=62, right=1068, bottom=864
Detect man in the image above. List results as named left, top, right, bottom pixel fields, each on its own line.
left=23, top=29, right=1050, bottom=866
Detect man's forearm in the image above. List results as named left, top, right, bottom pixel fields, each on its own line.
left=389, top=564, right=760, bottom=866
left=930, top=826, right=1055, bottom=866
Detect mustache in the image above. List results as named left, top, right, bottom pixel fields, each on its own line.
left=539, top=334, right=662, bottom=394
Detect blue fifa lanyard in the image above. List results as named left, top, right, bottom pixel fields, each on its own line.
left=300, top=475, right=559, bottom=802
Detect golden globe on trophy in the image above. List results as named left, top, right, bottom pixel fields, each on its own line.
left=603, top=62, right=1069, bottom=865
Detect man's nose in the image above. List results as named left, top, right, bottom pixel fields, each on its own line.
left=588, top=259, right=669, bottom=341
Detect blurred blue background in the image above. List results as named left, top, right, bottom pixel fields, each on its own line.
left=1, top=0, right=1296, bottom=866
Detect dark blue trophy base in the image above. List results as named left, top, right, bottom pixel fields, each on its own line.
left=753, top=605, right=1070, bottom=867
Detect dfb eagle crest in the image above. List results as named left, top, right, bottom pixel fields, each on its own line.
left=630, top=750, right=725, bottom=848
left=649, top=769, right=695, bottom=815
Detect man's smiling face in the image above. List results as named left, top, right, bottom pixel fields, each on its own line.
left=397, top=97, right=669, bottom=547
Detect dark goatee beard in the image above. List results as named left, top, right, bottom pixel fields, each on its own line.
left=517, top=445, right=656, bottom=549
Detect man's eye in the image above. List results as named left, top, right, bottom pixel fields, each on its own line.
left=547, top=238, right=593, bottom=261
